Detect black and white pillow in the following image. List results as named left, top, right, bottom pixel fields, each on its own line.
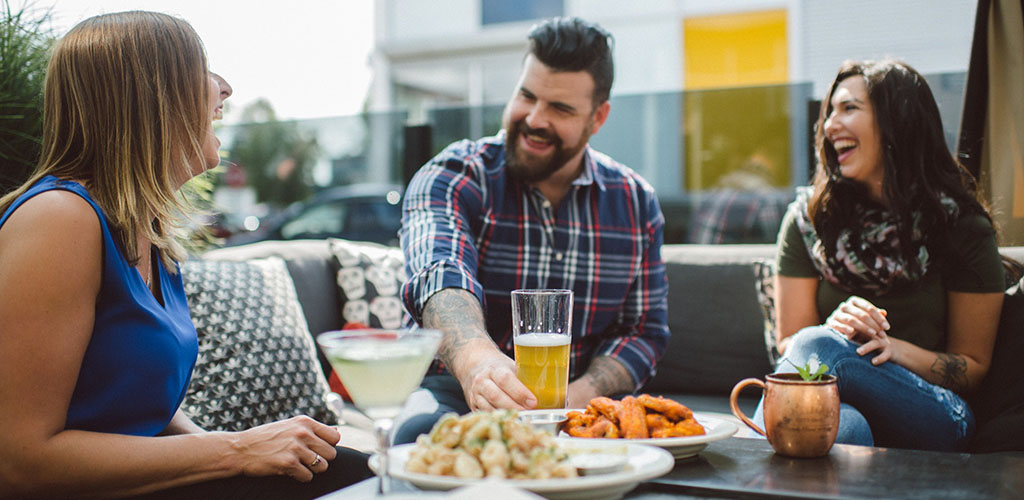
left=328, top=238, right=407, bottom=329
left=180, top=257, right=339, bottom=431
left=753, top=259, right=781, bottom=367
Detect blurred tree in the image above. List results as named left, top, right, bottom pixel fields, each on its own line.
left=0, top=0, right=54, bottom=194
left=227, top=98, right=318, bottom=207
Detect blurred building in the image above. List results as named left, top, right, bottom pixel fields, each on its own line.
left=368, top=0, right=974, bottom=190
left=365, top=0, right=978, bottom=243
left=369, top=0, right=975, bottom=115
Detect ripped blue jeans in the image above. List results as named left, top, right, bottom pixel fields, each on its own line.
left=753, top=326, right=975, bottom=451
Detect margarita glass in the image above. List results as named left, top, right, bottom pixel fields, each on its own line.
left=316, top=329, right=441, bottom=494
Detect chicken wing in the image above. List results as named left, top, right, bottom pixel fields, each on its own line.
left=637, top=394, right=693, bottom=421
left=646, top=413, right=673, bottom=437
left=614, top=396, right=649, bottom=439
left=667, top=418, right=706, bottom=437
left=587, top=396, right=620, bottom=423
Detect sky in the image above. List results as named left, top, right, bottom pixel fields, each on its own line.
left=45, top=0, right=375, bottom=124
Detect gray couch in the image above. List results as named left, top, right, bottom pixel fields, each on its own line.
left=197, top=240, right=800, bottom=418
left=198, top=239, right=1024, bottom=451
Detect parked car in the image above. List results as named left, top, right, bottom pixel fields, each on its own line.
left=223, top=183, right=404, bottom=247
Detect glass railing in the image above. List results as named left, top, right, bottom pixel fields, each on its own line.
left=210, top=72, right=968, bottom=246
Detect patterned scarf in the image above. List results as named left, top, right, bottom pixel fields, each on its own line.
left=791, top=186, right=957, bottom=295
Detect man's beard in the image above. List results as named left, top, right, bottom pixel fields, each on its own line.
left=504, top=119, right=590, bottom=183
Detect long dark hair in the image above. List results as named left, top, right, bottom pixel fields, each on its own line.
left=809, top=59, right=989, bottom=273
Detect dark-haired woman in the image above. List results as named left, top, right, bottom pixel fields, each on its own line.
left=763, top=59, right=1005, bottom=451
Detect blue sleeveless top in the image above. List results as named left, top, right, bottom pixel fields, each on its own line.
left=0, top=176, right=198, bottom=436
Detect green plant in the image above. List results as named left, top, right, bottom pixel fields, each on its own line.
left=787, top=358, right=830, bottom=382
left=179, top=169, right=221, bottom=254
left=227, top=98, right=318, bottom=208
left=0, top=0, right=54, bottom=194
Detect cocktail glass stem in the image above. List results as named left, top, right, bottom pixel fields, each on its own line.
left=374, top=417, right=394, bottom=495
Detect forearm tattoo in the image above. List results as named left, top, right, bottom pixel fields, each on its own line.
left=422, top=288, right=491, bottom=369
left=930, top=353, right=969, bottom=393
left=584, top=356, right=635, bottom=396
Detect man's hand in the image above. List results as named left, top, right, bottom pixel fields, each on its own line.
left=566, top=356, right=634, bottom=408
left=422, top=288, right=536, bottom=411
left=566, top=380, right=602, bottom=409
left=456, top=347, right=536, bottom=411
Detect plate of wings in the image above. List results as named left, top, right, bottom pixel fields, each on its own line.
left=523, top=394, right=738, bottom=460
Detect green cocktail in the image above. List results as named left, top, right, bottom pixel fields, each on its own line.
left=317, top=329, right=441, bottom=494
left=322, top=334, right=438, bottom=419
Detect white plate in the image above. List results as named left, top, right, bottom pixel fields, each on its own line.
left=545, top=410, right=738, bottom=459
left=377, top=439, right=675, bottom=500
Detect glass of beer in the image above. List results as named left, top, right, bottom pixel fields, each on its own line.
left=511, top=289, right=573, bottom=409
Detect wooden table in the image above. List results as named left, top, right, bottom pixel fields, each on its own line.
left=321, top=437, right=1024, bottom=499
left=633, top=437, right=1023, bottom=498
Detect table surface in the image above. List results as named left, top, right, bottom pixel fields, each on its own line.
left=322, top=437, right=1024, bottom=499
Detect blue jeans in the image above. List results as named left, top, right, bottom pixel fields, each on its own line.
left=753, top=326, right=975, bottom=451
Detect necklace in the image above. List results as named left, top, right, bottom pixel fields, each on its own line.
left=142, top=242, right=154, bottom=289
left=140, top=252, right=153, bottom=289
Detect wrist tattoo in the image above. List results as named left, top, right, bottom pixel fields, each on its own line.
left=423, top=289, right=490, bottom=368
left=930, top=353, right=968, bottom=393
left=585, top=357, right=634, bottom=396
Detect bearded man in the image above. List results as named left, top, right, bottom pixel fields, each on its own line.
left=394, top=17, right=669, bottom=444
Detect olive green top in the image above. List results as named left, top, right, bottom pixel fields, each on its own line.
left=776, top=207, right=1005, bottom=352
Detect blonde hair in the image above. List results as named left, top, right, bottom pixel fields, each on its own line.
left=0, top=11, right=211, bottom=271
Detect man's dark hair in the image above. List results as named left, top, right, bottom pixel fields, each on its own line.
left=527, top=17, right=614, bottom=106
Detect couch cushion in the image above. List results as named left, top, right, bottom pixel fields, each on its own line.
left=202, top=240, right=342, bottom=337
left=752, top=259, right=781, bottom=367
left=969, top=275, right=1024, bottom=452
left=203, top=240, right=341, bottom=378
left=180, top=258, right=339, bottom=431
left=328, top=238, right=406, bottom=329
left=643, top=245, right=775, bottom=395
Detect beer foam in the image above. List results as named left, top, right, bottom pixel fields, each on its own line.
left=514, top=333, right=570, bottom=347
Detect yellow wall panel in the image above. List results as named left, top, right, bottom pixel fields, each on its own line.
left=684, top=10, right=788, bottom=89
left=682, top=9, right=792, bottom=192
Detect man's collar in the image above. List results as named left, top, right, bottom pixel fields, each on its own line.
left=574, top=147, right=607, bottom=191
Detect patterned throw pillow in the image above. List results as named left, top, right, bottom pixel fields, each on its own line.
left=328, top=238, right=407, bottom=329
left=180, top=257, right=339, bottom=431
left=753, top=259, right=781, bottom=367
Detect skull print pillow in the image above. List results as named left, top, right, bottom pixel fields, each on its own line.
left=328, top=238, right=407, bottom=329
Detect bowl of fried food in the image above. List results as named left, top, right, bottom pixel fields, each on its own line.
left=565, top=395, right=705, bottom=439
left=405, top=410, right=577, bottom=480
left=385, top=410, right=677, bottom=499
left=561, top=394, right=739, bottom=459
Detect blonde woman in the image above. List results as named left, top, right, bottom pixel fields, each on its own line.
left=0, top=11, right=370, bottom=499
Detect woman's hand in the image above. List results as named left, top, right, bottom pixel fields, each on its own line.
left=854, top=334, right=898, bottom=365
left=230, top=416, right=341, bottom=482
left=825, top=296, right=890, bottom=344
left=826, top=296, right=896, bottom=365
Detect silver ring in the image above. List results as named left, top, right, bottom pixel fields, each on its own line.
left=308, top=454, right=322, bottom=468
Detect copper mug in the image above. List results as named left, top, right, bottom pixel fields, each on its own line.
left=730, top=373, right=840, bottom=458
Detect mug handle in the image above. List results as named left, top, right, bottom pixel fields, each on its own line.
left=730, top=378, right=767, bottom=437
